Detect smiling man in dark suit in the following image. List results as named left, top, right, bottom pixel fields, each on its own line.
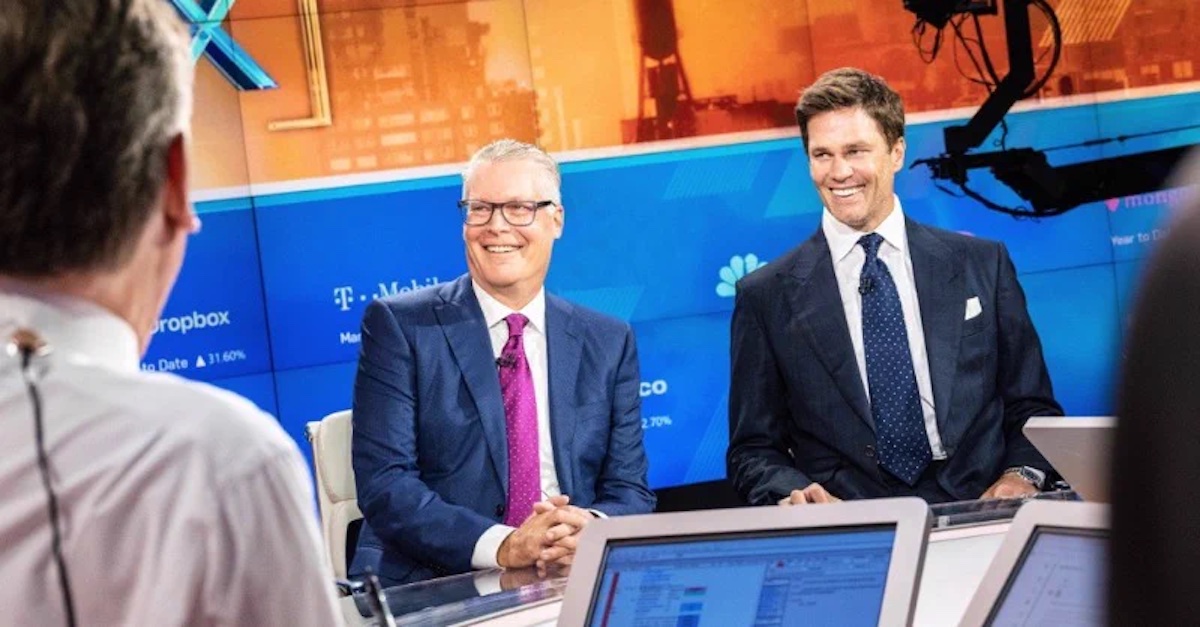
left=350, top=139, right=655, bottom=586
left=727, top=68, right=1062, bottom=506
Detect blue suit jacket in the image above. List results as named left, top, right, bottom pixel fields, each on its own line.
left=350, top=275, right=655, bottom=584
left=727, top=218, right=1062, bottom=504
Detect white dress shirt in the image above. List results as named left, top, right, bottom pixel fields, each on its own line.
left=470, top=281, right=561, bottom=568
left=0, top=290, right=340, bottom=626
left=821, top=197, right=948, bottom=459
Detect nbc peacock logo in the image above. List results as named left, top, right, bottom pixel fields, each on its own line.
left=716, top=254, right=767, bottom=297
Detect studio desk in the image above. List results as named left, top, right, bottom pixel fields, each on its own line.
left=338, top=491, right=1080, bottom=627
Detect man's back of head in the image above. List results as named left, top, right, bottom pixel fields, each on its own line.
left=0, top=2, right=340, bottom=624
left=0, top=0, right=197, bottom=350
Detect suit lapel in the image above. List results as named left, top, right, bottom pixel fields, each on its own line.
left=907, top=220, right=964, bottom=435
left=785, top=232, right=874, bottom=431
left=434, top=276, right=510, bottom=495
left=545, top=294, right=580, bottom=498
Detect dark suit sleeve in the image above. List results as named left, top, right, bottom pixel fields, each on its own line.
left=352, top=300, right=496, bottom=573
left=590, top=325, right=657, bottom=516
left=727, top=283, right=813, bottom=505
left=993, top=243, right=1063, bottom=474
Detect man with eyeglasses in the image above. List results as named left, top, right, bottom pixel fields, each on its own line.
left=349, top=139, right=656, bottom=586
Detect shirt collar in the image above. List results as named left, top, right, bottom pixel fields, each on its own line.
left=471, top=280, right=546, bottom=335
left=0, top=288, right=140, bottom=373
left=821, top=194, right=909, bottom=263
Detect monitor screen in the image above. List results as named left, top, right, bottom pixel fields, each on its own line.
left=987, top=527, right=1109, bottom=627
left=586, top=526, right=897, bottom=627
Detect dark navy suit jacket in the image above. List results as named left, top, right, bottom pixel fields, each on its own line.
left=727, top=218, right=1062, bottom=504
left=349, top=275, right=655, bottom=585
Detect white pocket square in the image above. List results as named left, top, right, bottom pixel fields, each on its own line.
left=965, top=296, right=982, bottom=320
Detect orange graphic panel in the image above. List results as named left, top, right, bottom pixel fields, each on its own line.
left=524, top=0, right=815, bottom=151
left=807, top=0, right=1199, bottom=111
left=230, top=0, right=463, bottom=22
left=223, top=1, right=536, bottom=186
left=186, top=0, right=1200, bottom=191
left=190, top=35, right=254, bottom=191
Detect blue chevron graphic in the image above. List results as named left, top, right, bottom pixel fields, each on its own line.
left=168, top=0, right=277, bottom=90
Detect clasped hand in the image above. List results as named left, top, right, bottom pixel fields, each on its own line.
left=497, top=495, right=594, bottom=571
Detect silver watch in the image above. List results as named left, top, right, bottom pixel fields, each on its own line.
left=1004, top=466, right=1045, bottom=489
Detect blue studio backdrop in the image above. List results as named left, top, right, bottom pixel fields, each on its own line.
left=143, top=91, right=1200, bottom=490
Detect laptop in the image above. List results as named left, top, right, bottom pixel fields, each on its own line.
left=557, top=497, right=931, bottom=627
left=1023, top=416, right=1115, bottom=502
left=959, top=500, right=1109, bottom=627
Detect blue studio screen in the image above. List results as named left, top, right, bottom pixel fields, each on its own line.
left=149, top=91, right=1197, bottom=487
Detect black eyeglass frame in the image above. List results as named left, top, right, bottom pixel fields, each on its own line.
left=457, top=199, right=557, bottom=226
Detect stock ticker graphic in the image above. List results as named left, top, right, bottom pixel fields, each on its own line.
left=140, top=206, right=271, bottom=382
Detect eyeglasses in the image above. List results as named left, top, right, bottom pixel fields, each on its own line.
left=458, top=200, right=557, bottom=227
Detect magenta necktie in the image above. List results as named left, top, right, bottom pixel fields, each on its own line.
left=499, top=313, right=539, bottom=526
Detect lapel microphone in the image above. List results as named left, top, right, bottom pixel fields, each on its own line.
left=496, top=353, right=517, bottom=369
left=858, top=276, right=875, bottom=295
left=8, top=327, right=49, bottom=364
left=7, top=328, right=76, bottom=627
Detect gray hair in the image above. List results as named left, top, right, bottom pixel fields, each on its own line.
left=0, top=0, right=193, bottom=277
left=462, top=139, right=562, bottom=204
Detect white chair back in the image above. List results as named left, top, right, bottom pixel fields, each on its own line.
left=306, top=410, right=363, bottom=580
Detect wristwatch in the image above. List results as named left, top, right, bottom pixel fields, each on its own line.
left=1003, top=466, right=1046, bottom=490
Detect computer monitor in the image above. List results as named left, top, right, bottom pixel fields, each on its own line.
left=558, top=498, right=931, bottom=627
left=959, top=500, right=1109, bottom=627
left=1023, top=416, right=1115, bottom=502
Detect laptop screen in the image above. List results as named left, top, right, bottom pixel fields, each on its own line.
left=986, top=527, right=1109, bottom=627
left=585, top=525, right=897, bottom=627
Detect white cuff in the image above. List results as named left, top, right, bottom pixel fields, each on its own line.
left=472, top=570, right=504, bottom=596
left=471, top=524, right=516, bottom=569
left=588, top=509, right=608, bottom=519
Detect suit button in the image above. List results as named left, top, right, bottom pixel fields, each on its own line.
left=495, top=504, right=506, bottom=517
left=865, top=444, right=876, bottom=459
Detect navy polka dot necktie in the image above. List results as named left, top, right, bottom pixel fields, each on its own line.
left=859, top=233, right=932, bottom=486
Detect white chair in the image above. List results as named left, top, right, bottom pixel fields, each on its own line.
left=306, top=410, right=363, bottom=580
